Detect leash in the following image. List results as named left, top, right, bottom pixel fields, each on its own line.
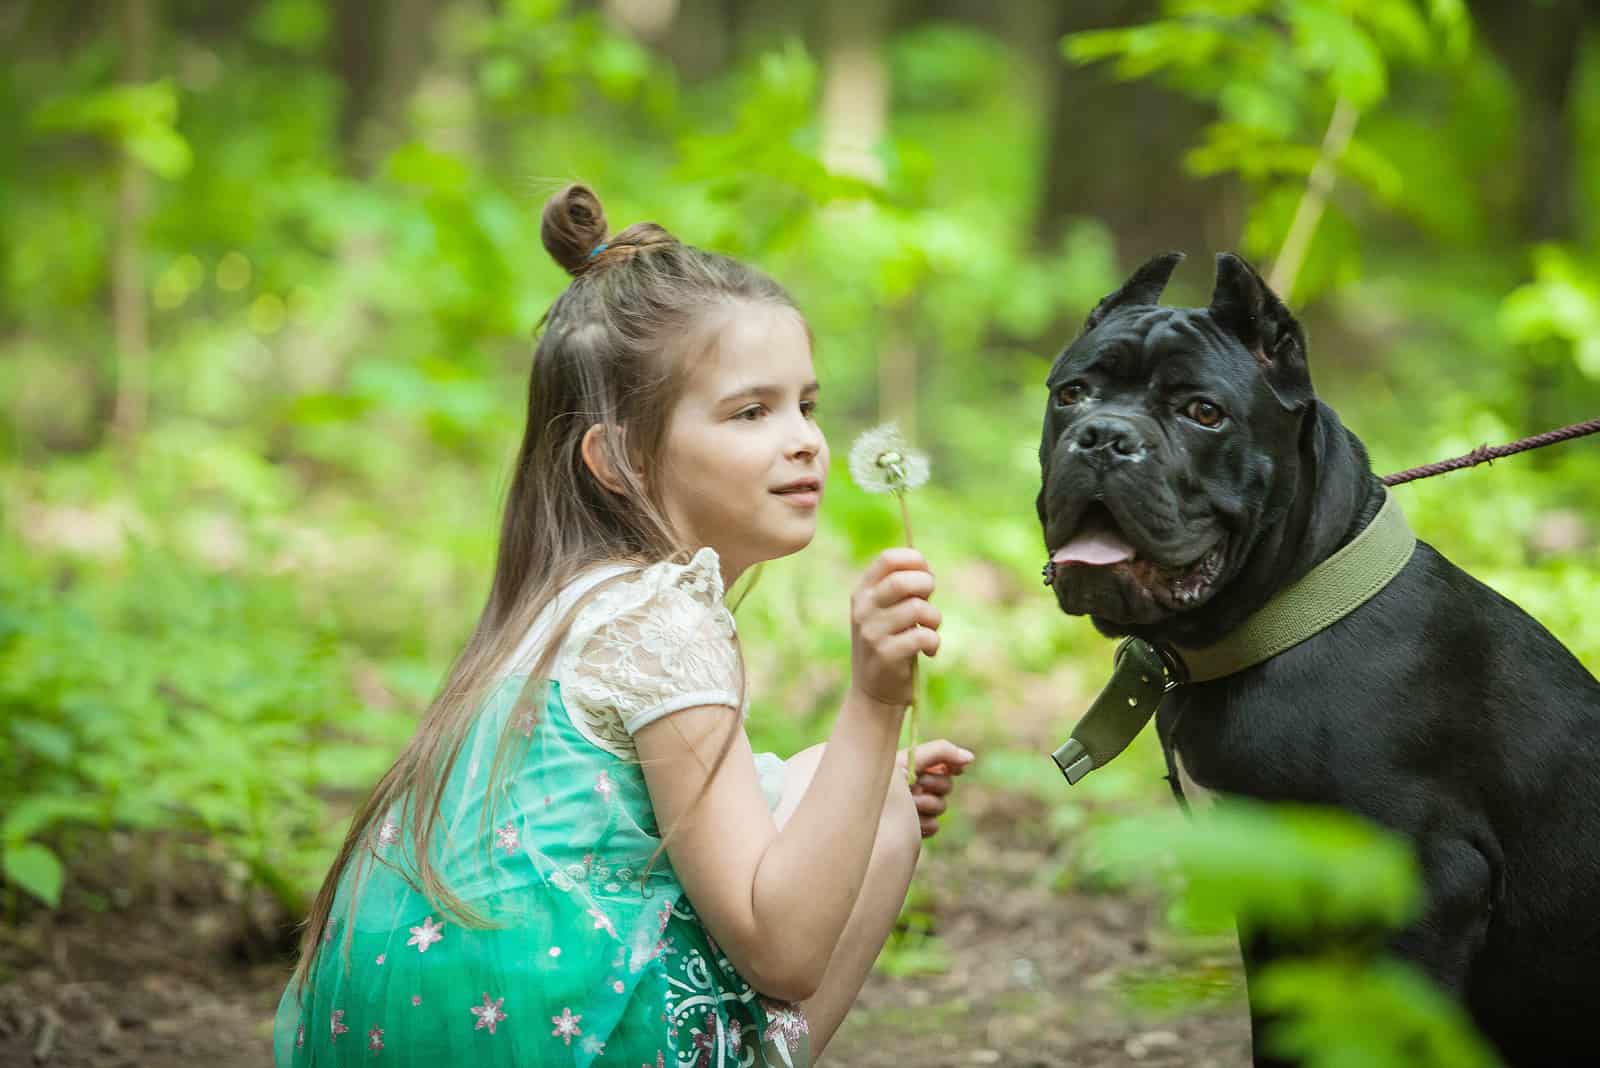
left=1381, top=417, right=1600, bottom=486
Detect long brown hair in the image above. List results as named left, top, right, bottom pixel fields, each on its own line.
left=291, top=184, right=798, bottom=989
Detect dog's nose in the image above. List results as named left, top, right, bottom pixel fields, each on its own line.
left=1071, top=416, right=1147, bottom=462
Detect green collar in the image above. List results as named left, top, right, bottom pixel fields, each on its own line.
left=1052, top=489, right=1417, bottom=784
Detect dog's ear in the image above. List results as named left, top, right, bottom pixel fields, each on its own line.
left=1082, top=252, right=1185, bottom=335
left=1208, top=252, right=1312, bottom=411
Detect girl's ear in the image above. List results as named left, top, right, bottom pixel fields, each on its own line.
left=580, top=424, right=628, bottom=495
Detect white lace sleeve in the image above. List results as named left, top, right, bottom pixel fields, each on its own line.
left=561, top=547, right=744, bottom=740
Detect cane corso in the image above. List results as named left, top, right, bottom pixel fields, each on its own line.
left=1036, top=251, right=1600, bottom=1067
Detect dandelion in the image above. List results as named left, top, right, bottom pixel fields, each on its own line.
left=848, top=422, right=932, bottom=785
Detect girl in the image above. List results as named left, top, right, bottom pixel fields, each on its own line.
left=274, top=185, right=974, bottom=1066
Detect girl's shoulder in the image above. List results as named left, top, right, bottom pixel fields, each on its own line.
left=562, top=547, right=745, bottom=737
left=573, top=545, right=732, bottom=640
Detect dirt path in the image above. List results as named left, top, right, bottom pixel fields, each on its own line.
left=0, top=786, right=1249, bottom=1067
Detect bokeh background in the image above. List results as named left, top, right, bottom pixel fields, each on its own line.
left=2, top=1, right=1598, bottom=1065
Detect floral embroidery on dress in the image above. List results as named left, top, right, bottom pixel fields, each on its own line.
left=367, top=1025, right=384, bottom=1053
left=495, top=821, right=519, bottom=853
left=407, top=916, right=444, bottom=953
left=596, top=769, right=614, bottom=801
left=295, top=1022, right=305, bottom=1048
left=582, top=1034, right=607, bottom=1056
left=376, top=819, right=400, bottom=847
left=760, top=1000, right=809, bottom=1050
left=588, top=906, right=617, bottom=938
left=330, top=1009, right=349, bottom=1038
left=551, top=1007, right=582, bottom=1044
left=472, top=993, right=508, bottom=1035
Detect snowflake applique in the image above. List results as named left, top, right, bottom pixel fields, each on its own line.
left=550, top=1007, right=582, bottom=1045
left=471, top=992, right=508, bottom=1036
left=323, top=918, right=336, bottom=943
left=725, top=1016, right=745, bottom=1055
left=376, top=819, right=400, bottom=847
left=516, top=709, right=538, bottom=736
left=331, top=1009, right=349, bottom=1039
left=581, top=1034, right=607, bottom=1056
left=367, top=1025, right=384, bottom=1053
left=407, top=916, right=444, bottom=953
left=760, top=1000, right=809, bottom=1050
left=495, top=821, right=520, bottom=854
left=295, top=1022, right=305, bottom=1048
left=587, top=906, right=616, bottom=938
left=595, top=770, right=614, bottom=801
left=411, top=995, right=422, bottom=1007
left=375, top=953, right=386, bottom=966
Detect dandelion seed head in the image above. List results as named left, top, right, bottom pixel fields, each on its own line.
left=849, top=423, right=930, bottom=495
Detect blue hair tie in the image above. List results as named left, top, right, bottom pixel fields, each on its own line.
left=587, top=242, right=609, bottom=260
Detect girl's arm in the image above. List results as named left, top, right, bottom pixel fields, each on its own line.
left=634, top=548, right=939, bottom=1002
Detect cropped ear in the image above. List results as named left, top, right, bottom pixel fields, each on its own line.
left=1082, top=252, right=1185, bottom=335
left=1208, top=252, right=1312, bottom=411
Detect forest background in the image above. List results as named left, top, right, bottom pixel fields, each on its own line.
left=2, top=0, right=1598, bottom=1064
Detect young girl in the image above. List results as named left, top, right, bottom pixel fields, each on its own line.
left=275, top=184, right=974, bottom=1066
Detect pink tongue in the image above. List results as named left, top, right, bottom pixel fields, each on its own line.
left=1051, top=529, right=1136, bottom=566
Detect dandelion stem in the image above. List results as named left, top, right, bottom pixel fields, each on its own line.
left=896, top=489, right=920, bottom=787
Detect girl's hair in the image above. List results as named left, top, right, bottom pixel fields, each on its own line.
left=291, top=184, right=799, bottom=990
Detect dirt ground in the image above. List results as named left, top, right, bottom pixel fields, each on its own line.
left=0, top=782, right=1250, bottom=1068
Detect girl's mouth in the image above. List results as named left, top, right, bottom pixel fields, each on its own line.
left=772, top=478, right=822, bottom=508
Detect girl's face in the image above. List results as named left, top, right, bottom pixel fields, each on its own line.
left=658, top=302, right=828, bottom=587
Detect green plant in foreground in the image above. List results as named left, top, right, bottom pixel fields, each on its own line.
left=1093, top=800, right=1502, bottom=1068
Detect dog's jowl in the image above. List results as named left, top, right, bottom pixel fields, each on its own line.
left=1037, top=251, right=1600, bottom=1068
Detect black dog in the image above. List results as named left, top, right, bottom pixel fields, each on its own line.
left=1036, top=251, right=1600, bottom=1067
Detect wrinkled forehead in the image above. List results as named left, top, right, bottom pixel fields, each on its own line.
left=1050, top=307, right=1254, bottom=389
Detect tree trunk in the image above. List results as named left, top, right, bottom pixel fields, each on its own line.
left=109, top=0, right=151, bottom=446
left=331, top=0, right=438, bottom=174
left=819, top=0, right=890, bottom=185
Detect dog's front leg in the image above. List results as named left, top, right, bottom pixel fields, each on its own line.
left=1389, top=834, right=1494, bottom=996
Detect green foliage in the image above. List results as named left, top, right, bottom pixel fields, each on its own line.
left=1093, top=801, right=1500, bottom=1066
left=1094, top=800, right=1421, bottom=936
left=1257, top=958, right=1501, bottom=1068
left=1500, top=245, right=1600, bottom=378
left=1064, top=0, right=1472, bottom=293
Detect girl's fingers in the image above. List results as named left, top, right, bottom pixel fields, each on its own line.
left=913, top=739, right=974, bottom=775
left=867, top=564, right=935, bottom=608
left=913, top=774, right=953, bottom=797
left=919, top=817, right=941, bottom=838
left=914, top=792, right=947, bottom=817
left=859, top=599, right=940, bottom=643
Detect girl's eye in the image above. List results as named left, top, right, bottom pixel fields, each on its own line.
left=735, top=405, right=766, bottom=421
left=1185, top=399, right=1226, bottom=427
left=1056, top=382, right=1089, bottom=406
left=800, top=400, right=818, bottom=419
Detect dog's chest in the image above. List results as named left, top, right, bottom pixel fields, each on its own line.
left=1170, top=747, right=1219, bottom=812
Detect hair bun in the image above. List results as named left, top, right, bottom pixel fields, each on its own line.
left=541, top=184, right=610, bottom=278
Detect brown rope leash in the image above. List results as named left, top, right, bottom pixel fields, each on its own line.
left=1381, top=418, right=1600, bottom=486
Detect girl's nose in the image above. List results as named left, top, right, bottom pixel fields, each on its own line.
left=787, top=412, right=824, bottom=461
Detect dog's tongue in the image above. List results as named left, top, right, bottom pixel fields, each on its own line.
left=1051, top=528, right=1136, bottom=566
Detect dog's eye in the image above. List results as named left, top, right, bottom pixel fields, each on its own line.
left=1186, top=400, right=1225, bottom=427
left=1056, top=382, right=1089, bottom=406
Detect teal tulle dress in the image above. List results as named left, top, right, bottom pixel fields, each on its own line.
left=274, top=549, right=809, bottom=1067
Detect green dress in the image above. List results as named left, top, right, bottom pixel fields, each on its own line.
left=274, top=549, right=809, bottom=1067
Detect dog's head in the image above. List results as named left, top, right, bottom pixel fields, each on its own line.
left=1037, top=251, right=1313, bottom=633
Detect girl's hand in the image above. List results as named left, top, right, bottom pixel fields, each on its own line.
left=849, top=548, right=941, bottom=711
left=897, top=738, right=974, bottom=838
